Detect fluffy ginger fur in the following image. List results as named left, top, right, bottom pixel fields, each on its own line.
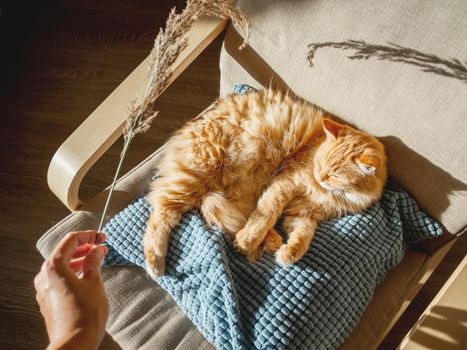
left=144, top=89, right=387, bottom=276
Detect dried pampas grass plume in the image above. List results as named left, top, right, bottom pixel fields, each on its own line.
left=124, top=0, right=249, bottom=141
left=97, top=0, right=249, bottom=234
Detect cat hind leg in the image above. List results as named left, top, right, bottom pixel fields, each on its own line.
left=144, top=176, right=202, bottom=276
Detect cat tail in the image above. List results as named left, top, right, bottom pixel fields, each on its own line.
left=201, top=192, right=247, bottom=236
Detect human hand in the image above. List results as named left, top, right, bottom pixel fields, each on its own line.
left=34, top=230, right=109, bottom=350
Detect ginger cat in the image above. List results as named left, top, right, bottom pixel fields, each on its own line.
left=144, top=89, right=387, bottom=276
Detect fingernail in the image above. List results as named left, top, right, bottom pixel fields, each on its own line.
left=92, top=246, right=105, bottom=258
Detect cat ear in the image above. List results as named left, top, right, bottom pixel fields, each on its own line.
left=356, top=150, right=379, bottom=176
left=322, top=119, right=345, bottom=140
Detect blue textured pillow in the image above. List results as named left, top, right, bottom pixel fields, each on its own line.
left=102, top=85, right=443, bottom=349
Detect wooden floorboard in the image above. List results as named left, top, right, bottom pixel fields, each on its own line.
left=0, top=1, right=220, bottom=349
left=0, top=1, right=465, bottom=349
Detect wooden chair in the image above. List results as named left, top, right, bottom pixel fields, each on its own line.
left=39, top=1, right=466, bottom=347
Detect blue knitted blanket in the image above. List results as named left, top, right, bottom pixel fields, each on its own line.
left=102, top=183, right=441, bottom=349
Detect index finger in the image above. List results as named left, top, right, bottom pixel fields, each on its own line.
left=53, top=230, right=106, bottom=262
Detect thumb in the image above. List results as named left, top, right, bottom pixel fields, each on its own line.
left=82, top=245, right=107, bottom=279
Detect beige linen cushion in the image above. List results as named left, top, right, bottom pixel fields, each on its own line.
left=221, top=0, right=467, bottom=234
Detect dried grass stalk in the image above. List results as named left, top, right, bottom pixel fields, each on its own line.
left=97, top=0, right=249, bottom=234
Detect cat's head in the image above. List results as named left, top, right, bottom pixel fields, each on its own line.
left=313, top=119, right=387, bottom=196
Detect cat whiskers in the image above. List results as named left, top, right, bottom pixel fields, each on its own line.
left=319, top=182, right=346, bottom=198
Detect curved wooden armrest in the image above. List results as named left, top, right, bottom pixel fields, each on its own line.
left=47, top=16, right=228, bottom=211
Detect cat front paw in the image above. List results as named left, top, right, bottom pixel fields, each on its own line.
left=263, top=228, right=283, bottom=253
left=234, top=227, right=259, bottom=256
left=276, top=244, right=304, bottom=266
left=245, top=246, right=263, bottom=263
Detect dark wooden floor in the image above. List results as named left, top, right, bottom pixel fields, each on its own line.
left=0, top=1, right=465, bottom=349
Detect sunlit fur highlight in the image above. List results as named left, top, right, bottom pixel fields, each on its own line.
left=144, top=89, right=387, bottom=275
